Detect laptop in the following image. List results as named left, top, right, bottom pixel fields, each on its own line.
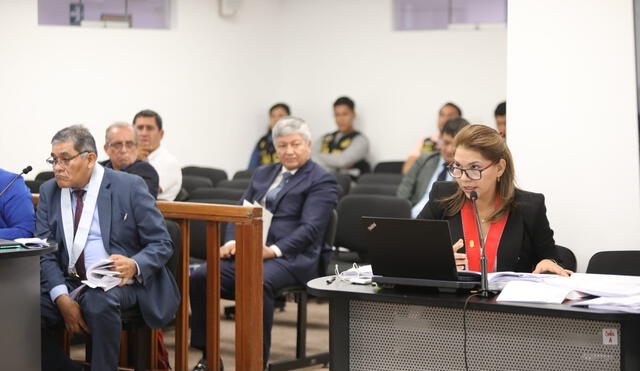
left=361, top=217, right=480, bottom=290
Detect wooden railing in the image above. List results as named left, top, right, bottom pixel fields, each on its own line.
left=33, top=195, right=264, bottom=371
left=157, top=201, right=264, bottom=371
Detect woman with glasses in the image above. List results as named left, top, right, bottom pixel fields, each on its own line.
left=418, top=125, right=570, bottom=276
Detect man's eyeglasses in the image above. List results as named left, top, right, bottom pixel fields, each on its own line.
left=447, top=161, right=497, bottom=180
left=45, top=151, right=89, bottom=167
left=108, top=141, right=137, bottom=150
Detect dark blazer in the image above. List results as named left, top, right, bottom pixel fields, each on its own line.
left=102, top=159, right=160, bottom=199
left=418, top=181, right=558, bottom=272
left=226, top=160, right=338, bottom=284
left=37, top=168, right=180, bottom=328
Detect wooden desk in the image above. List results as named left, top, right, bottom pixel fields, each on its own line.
left=308, top=277, right=640, bottom=371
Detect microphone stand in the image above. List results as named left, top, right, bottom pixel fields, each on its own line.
left=0, top=166, right=33, bottom=197
left=470, top=192, right=490, bottom=298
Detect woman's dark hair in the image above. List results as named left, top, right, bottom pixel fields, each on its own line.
left=333, top=96, right=355, bottom=111
left=132, top=109, right=163, bottom=130
left=269, top=103, right=290, bottom=115
left=443, top=102, right=462, bottom=116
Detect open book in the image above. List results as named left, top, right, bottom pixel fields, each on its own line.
left=69, top=258, right=121, bottom=300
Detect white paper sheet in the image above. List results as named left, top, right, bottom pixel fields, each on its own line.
left=243, top=200, right=272, bottom=245
left=496, top=280, right=574, bottom=304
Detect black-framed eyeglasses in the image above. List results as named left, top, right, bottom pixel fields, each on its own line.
left=45, top=151, right=89, bottom=167
left=107, top=141, right=137, bottom=150
left=447, top=161, right=497, bottom=180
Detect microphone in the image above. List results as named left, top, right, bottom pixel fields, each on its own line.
left=470, top=191, right=491, bottom=297
left=0, top=166, right=33, bottom=198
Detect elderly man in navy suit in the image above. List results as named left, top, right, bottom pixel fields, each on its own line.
left=37, top=125, right=180, bottom=371
left=190, top=117, right=338, bottom=369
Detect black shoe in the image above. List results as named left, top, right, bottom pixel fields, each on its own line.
left=193, top=358, right=207, bottom=371
left=193, top=357, right=224, bottom=371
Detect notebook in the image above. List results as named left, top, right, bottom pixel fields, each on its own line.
left=361, top=217, right=480, bottom=290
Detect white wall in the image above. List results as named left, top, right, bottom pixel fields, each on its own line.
left=0, top=0, right=284, bottom=177
left=507, top=0, right=640, bottom=270
left=0, top=0, right=506, bottom=178
left=277, top=0, right=507, bottom=165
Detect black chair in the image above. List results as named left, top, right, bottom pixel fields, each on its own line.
left=555, top=245, right=577, bottom=272
left=186, top=198, right=237, bottom=261
left=357, top=173, right=403, bottom=185
left=35, top=171, right=55, bottom=182
left=265, top=209, right=337, bottom=371
left=373, top=161, right=404, bottom=174
left=334, top=173, right=351, bottom=198
left=25, top=180, right=42, bottom=193
left=333, top=195, right=411, bottom=263
left=233, top=169, right=255, bottom=179
left=188, top=187, right=245, bottom=201
left=181, top=166, right=228, bottom=187
left=181, top=175, right=214, bottom=194
left=217, top=178, right=251, bottom=190
left=349, top=184, right=398, bottom=196
left=586, top=251, right=640, bottom=276
left=175, top=187, right=189, bottom=202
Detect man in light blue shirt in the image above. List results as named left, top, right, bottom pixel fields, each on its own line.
left=397, top=117, right=470, bottom=217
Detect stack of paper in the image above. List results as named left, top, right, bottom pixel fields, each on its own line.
left=14, top=237, right=50, bottom=247
left=572, top=295, right=640, bottom=313
left=338, top=264, right=373, bottom=284
left=69, top=259, right=121, bottom=300
left=544, top=273, right=640, bottom=297
left=83, top=259, right=122, bottom=290
left=496, top=281, right=575, bottom=304
left=488, top=271, right=558, bottom=291
left=243, top=200, right=273, bottom=245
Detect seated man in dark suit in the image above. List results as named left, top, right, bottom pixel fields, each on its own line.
left=397, top=117, right=469, bottom=218
left=190, top=117, right=339, bottom=369
left=101, top=122, right=160, bottom=198
left=38, top=125, right=180, bottom=371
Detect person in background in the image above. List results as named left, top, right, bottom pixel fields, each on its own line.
left=397, top=117, right=469, bottom=218
left=313, top=96, right=370, bottom=178
left=190, top=117, right=338, bottom=370
left=102, top=122, right=159, bottom=198
left=402, top=102, right=462, bottom=174
left=0, top=168, right=35, bottom=239
left=495, top=101, right=506, bottom=138
left=418, top=124, right=571, bottom=276
left=133, top=109, right=182, bottom=201
left=248, top=103, right=291, bottom=169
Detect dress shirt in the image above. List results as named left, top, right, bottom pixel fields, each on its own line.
left=147, top=145, right=182, bottom=201
left=227, top=166, right=299, bottom=258
left=411, top=156, right=452, bottom=218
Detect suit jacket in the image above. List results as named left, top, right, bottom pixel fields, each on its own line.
left=226, top=160, right=338, bottom=284
left=37, top=168, right=180, bottom=328
left=102, top=159, right=160, bottom=199
left=396, top=151, right=441, bottom=205
left=418, top=181, right=558, bottom=272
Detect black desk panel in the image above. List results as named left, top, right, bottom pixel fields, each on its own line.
left=308, top=277, right=640, bottom=371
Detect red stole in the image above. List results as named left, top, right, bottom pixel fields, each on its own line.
left=461, top=197, right=508, bottom=272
